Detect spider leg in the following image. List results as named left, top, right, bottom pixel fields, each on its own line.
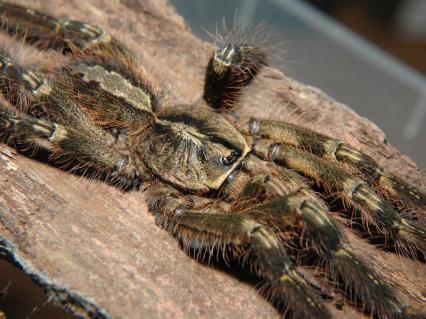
left=0, top=54, right=143, bottom=185
left=0, top=2, right=165, bottom=130
left=0, top=1, right=127, bottom=58
left=0, top=48, right=159, bottom=148
left=0, top=105, right=141, bottom=185
left=236, top=171, right=403, bottom=318
left=203, top=42, right=268, bottom=109
left=0, top=49, right=62, bottom=120
left=148, top=183, right=331, bottom=319
left=253, top=138, right=426, bottom=257
left=249, top=118, right=426, bottom=216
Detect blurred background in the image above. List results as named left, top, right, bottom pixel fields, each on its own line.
left=1, top=1, right=425, bottom=318
left=171, top=0, right=426, bottom=168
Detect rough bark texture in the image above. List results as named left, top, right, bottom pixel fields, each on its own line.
left=0, top=0, right=425, bottom=318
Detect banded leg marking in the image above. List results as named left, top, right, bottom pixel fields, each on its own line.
left=0, top=106, right=140, bottom=185
left=148, top=184, right=331, bottom=319
left=203, top=44, right=268, bottom=110
left=250, top=118, right=426, bottom=213
left=0, top=1, right=126, bottom=56
left=239, top=176, right=402, bottom=317
left=0, top=53, right=52, bottom=99
left=253, top=139, right=426, bottom=255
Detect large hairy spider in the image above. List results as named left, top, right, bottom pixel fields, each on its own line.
left=0, top=2, right=424, bottom=318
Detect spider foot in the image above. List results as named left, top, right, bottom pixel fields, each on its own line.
left=328, top=246, right=402, bottom=318
left=265, top=270, right=331, bottom=319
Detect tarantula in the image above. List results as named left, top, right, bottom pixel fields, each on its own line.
left=0, top=2, right=424, bottom=318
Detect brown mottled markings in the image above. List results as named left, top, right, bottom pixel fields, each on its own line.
left=71, top=64, right=153, bottom=112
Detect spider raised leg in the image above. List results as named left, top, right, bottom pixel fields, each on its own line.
left=0, top=1, right=424, bottom=319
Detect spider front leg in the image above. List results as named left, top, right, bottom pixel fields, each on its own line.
left=252, top=138, right=426, bottom=257
left=148, top=183, right=331, bottom=319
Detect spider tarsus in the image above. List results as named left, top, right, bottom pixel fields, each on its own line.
left=329, top=247, right=403, bottom=319
left=266, top=270, right=332, bottom=319
left=392, top=218, right=426, bottom=258
left=352, top=184, right=425, bottom=256
left=335, top=143, right=426, bottom=214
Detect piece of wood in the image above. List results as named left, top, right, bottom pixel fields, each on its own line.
left=0, top=1, right=424, bottom=318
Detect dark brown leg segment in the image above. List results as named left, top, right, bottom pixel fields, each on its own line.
left=253, top=139, right=426, bottom=257
left=148, top=183, right=331, bottom=319
left=0, top=1, right=124, bottom=54
left=249, top=118, right=426, bottom=215
left=203, top=43, right=267, bottom=110
left=238, top=174, right=403, bottom=318
left=0, top=105, right=141, bottom=185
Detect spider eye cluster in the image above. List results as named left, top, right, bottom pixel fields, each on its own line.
left=221, top=150, right=239, bottom=166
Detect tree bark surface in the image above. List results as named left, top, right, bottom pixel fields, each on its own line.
left=0, top=1, right=424, bottom=318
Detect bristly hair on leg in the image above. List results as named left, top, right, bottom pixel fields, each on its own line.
left=203, top=18, right=283, bottom=110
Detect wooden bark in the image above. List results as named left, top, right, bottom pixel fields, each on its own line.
left=0, top=0, right=425, bottom=318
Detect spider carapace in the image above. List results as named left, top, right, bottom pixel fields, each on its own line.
left=0, top=2, right=424, bottom=319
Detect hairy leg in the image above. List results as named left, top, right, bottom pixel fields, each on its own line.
left=235, top=168, right=402, bottom=318
left=252, top=138, right=425, bottom=257
left=0, top=47, right=158, bottom=144
left=0, top=105, right=141, bottom=185
left=0, top=47, right=144, bottom=185
left=249, top=118, right=426, bottom=215
left=148, top=182, right=331, bottom=319
left=0, top=1, right=127, bottom=58
left=203, top=41, right=267, bottom=109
